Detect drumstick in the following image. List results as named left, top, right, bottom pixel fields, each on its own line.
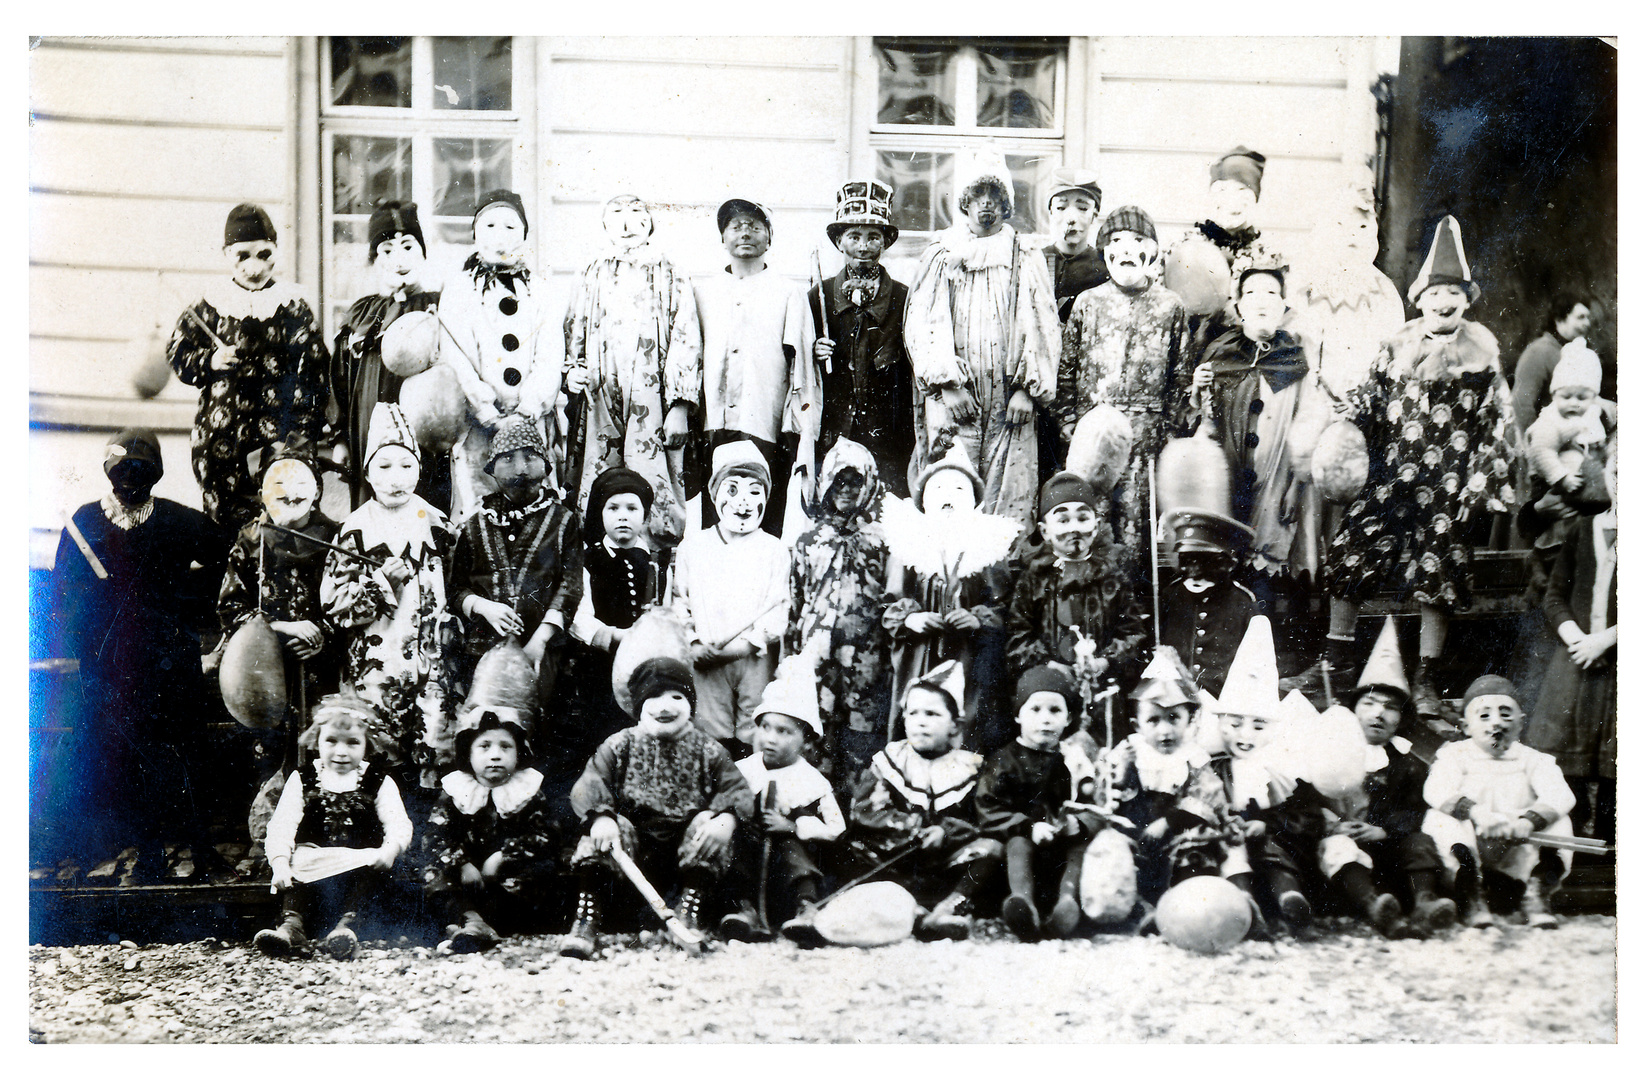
left=61, top=511, right=108, bottom=579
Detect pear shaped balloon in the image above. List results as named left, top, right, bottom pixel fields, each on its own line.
left=399, top=363, right=469, bottom=455
left=611, top=607, right=695, bottom=717
left=381, top=309, right=440, bottom=377
left=1313, top=421, right=1370, bottom=504
left=220, top=613, right=287, bottom=729
left=1066, top=403, right=1134, bottom=498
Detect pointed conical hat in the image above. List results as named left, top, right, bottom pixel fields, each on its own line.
left=463, top=639, right=538, bottom=732
left=1341, top=617, right=1410, bottom=707
left=1214, top=616, right=1281, bottom=721
left=1408, top=214, right=1478, bottom=303
left=1129, top=645, right=1201, bottom=709
left=905, top=658, right=966, bottom=719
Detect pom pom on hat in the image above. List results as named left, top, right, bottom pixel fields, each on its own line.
left=1550, top=340, right=1603, bottom=394
left=224, top=203, right=277, bottom=246
left=474, top=189, right=528, bottom=237
left=1460, top=674, right=1519, bottom=717
left=629, top=656, right=697, bottom=715
left=1013, top=664, right=1082, bottom=722
left=1096, top=205, right=1157, bottom=251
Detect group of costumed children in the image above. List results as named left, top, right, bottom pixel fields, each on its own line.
left=57, top=147, right=1601, bottom=963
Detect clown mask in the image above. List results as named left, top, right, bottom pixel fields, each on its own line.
left=1047, top=192, right=1097, bottom=255
left=1104, top=230, right=1158, bottom=290
left=366, top=444, right=420, bottom=510
left=603, top=196, right=654, bottom=255
left=923, top=469, right=977, bottom=518
left=224, top=240, right=277, bottom=291
left=1463, top=694, right=1524, bottom=759
left=1209, top=179, right=1256, bottom=232
left=1040, top=499, right=1096, bottom=562
left=1236, top=272, right=1287, bottom=342
left=1415, top=282, right=1469, bottom=335
left=714, top=475, right=767, bottom=535
left=374, top=232, right=425, bottom=287
left=261, top=458, right=318, bottom=529
left=475, top=204, right=526, bottom=267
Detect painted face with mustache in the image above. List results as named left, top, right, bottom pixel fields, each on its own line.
left=1463, top=694, right=1523, bottom=759
left=1103, top=230, right=1158, bottom=290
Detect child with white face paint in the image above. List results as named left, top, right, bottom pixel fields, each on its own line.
left=1423, top=676, right=1577, bottom=929
left=322, top=403, right=459, bottom=794
left=670, top=442, right=791, bottom=751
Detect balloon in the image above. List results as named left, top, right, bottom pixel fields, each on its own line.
left=1156, top=877, right=1253, bottom=954
left=813, top=882, right=918, bottom=947
left=381, top=310, right=439, bottom=377
left=464, top=638, right=538, bottom=729
left=1285, top=379, right=1336, bottom=480
left=611, top=607, right=694, bottom=717
left=1155, top=431, right=1233, bottom=519
left=220, top=614, right=286, bottom=729
left=1066, top=404, right=1134, bottom=497
left=399, top=364, right=469, bottom=454
left=1163, top=237, right=1234, bottom=317
left=1313, top=421, right=1370, bottom=504
left=1080, top=826, right=1139, bottom=925
left=131, top=327, right=172, bottom=399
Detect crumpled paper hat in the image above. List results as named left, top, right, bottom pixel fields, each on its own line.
left=905, top=658, right=966, bottom=720
left=755, top=654, right=823, bottom=736
left=1130, top=646, right=1202, bottom=710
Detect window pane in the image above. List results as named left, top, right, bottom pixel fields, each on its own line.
left=432, top=37, right=513, bottom=111
left=330, top=37, right=412, bottom=108
left=977, top=44, right=1057, bottom=129
left=876, top=150, right=955, bottom=233
left=1003, top=152, right=1058, bottom=234
left=432, top=138, right=513, bottom=219
left=332, top=136, right=412, bottom=215
left=875, top=42, right=957, bottom=126
left=435, top=220, right=475, bottom=246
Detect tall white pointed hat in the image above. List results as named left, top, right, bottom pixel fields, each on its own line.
left=1408, top=214, right=1479, bottom=304
left=1341, top=617, right=1410, bottom=708
left=1215, top=616, right=1282, bottom=722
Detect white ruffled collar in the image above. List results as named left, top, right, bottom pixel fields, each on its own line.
left=197, top=277, right=312, bottom=322
left=314, top=759, right=370, bottom=793
left=441, top=768, right=544, bottom=815
left=1362, top=736, right=1411, bottom=773
left=1131, top=737, right=1210, bottom=793
left=934, top=223, right=1019, bottom=271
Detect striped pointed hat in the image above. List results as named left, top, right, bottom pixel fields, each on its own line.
left=365, top=402, right=420, bottom=466
left=1408, top=214, right=1479, bottom=304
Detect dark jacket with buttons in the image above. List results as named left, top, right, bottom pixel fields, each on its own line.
left=1158, top=577, right=1260, bottom=698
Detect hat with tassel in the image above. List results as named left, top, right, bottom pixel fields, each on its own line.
left=1341, top=617, right=1410, bottom=709
left=1215, top=616, right=1282, bottom=722
left=1408, top=214, right=1479, bottom=304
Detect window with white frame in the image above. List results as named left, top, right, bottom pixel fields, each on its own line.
left=319, top=36, right=520, bottom=334
left=872, top=38, right=1067, bottom=244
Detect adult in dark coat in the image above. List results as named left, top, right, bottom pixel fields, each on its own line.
left=48, top=430, right=235, bottom=881
left=809, top=179, right=917, bottom=497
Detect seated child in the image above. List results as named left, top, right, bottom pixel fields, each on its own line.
left=786, top=438, right=895, bottom=780
left=255, top=690, right=412, bottom=959
left=561, top=658, right=755, bottom=959
left=975, top=665, right=1100, bottom=941
left=423, top=706, right=566, bottom=955
left=1424, top=675, right=1576, bottom=929
left=1006, top=472, right=1147, bottom=711
left=1157, top=508, right=1259, bottom=698
left=1209, top=618, right=1328, bottom=937
left=845, top=660, right=1004, bottom=942
left=1083, top=647, right=1230, bottom=930
left=1525, top=341, right=1609, bottom=504
left=718, top=658, right=847, bottom=944
left=671, top=441, right=790, bottom=753
left=1316, top=619, right=1457, bottom=939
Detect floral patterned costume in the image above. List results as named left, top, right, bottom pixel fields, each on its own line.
left=321, top=498, right=459, bottom=789
left=167, top=279, right=332, bottom=531
left=1322, top=319, right=1517, bottom=610
left=563, top=246, right=702, bottom=537
left=786, top=440, right=895, bottom=781
left=422, top=768, right=566, bottom=919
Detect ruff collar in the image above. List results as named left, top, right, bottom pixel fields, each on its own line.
left=441, top=768, right=545, bottom=815
left=101, top=494, right=155, bottom=531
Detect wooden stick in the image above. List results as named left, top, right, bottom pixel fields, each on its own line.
left=810, top=249, right=832, bottom=346
left=60, top=511, right=108, bottom=580
left=1149, top=456, right=1162, bottom=648
left=756, top=780, right=777, bottom=931
left=709, top=597, right=786, bottom=651
left=261, top=521, right=385, bottom=569
left=608, top=843, right=704, bottom=954
left=1528, top=832, right=1613, bottom=855
left=814, top=841, right=921, bottom=911
left=178, top=303, right=231, bottom=352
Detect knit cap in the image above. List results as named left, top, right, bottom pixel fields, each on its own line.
left=1209, top=146, right=1266, bottom=200
left=1012, top=664, right=1082, bottom=723
left=224, top=203, right=277, bottom=246
left=1550, top=340, right=1603, bottom=394
left=629, top=656, right=697, bottom=715
left=1038, top=471, right=1099, bottom=519
left=1460, top=675, right=1519, bottom=717
left=474, top=189, right=529, bottom=237
left=368, top=200, right=425, bottom=257
left=1096, top=205, right=1157, bottom=251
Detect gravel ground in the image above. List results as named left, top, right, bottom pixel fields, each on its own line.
left=28, top=916, right=1615, bottom=1044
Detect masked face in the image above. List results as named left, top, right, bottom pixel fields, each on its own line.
left=922, top=470, right=977, bottom=517
left=1104, top=230, right=1158, bottom=290
left=827, top=468, right=868, bottom=516
left=261, top=459, right=318, bottom=528
left=603, top=198, right=654, bottom=253
left=837, top=226, right=886, bottom=272
left=1048, top=193, right=1096, bottom=254
left=1354, top=689, right=1404, bottom=747
left=470, top=728, right=520, bottom=788
left=224, top=240, right=277, bottom=290
left=963, top=184, right=1007, bottom=238
left=1041, top=501, right=1097, bottom=561
left=107, top=459, right=160, bottom=508
left=1463, top=694, right=1523, bottom=758
left=1209, top=179, right=1256, bottom=231
left=754, top=712, right=807, bottom=770
left=722, top=213, right=770, bottom=262
left=475, top=205, right=526, bottom=266
left=366, top=444, right=420, bottom=510
left=1179, top=550, right=1230, bottom=587
left=1415, top=283, right=1469, bottom=334
left=714, top=476, right=767, bottom=535
left=1236, top=273, right=1287, bottom=341
left=1338, top=204, right=1378, bottom=261
left=638, top=689, right=693, bottom=739
left=490, top=448, right=547, bottom=505
left=1017, top=691, right=1071, bottom=751
left=374, top=233, right=425, bottom=286
left=1219, top=712, right=1267, bottom=759
left=601, top=492, right=646, bottom=548
left=902, top=688, right=958, bottom=757
left=1136, top=700, right=1192, bottom=755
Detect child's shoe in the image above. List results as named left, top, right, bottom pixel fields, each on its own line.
left=1046, top=893, right=1082, bottom=939
left=560, top=891, right=601, bottom=960
left=1001, top=893, right=1041, bottom=941
left=913, top=892, right=973, bottom=941
left=447, top=910, right=501, bottom=954
left=253, top=913, right=307, bottom=958
left=323, top=913, right=360, bottom=960
left=719, top=901, right=774, bottom=942
left=675, top=887, right=705, bottom=934
left=1519, top=878, right=1559, bottom=930
left=1409, top=896, right=1458, bottom=936
left=1277, top=889, right=1312, bottom=927
left=1366, top=892, right=1404, bottom=936
left=780, top=900, right=826, bottom=948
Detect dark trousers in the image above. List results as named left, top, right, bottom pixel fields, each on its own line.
left=727, top=832, right=825, bottom=924
left=283, top=866, right=386, bottom=931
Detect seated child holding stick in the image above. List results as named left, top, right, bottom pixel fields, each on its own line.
left=1423, top=675, right=1577, bottom=929
left=254, top=689, right=412, bottom=960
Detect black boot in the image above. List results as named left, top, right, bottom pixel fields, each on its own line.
left=719, top=899, right=774, bottom=942
left=323, top=911, right=361, bottom=960
left=1452, top=845, right=1494, bottom=929
left=1521, top=851, right=1564, bottom=930
left=1333, top=863, right=1407, bottom=937
left=1001, top=836, right=1042, bottom=941
left=1410, top=660, right=1462, bottom=740
left=1045, top=844, right=1086, bottom=939
left=444, top=910, right=501, bottom=954
left=675, top=886, right=705, bottom=935
left=1406, top=869, right=1457, bottom=937
left=560, top=890, right=601, bottom=960
left=253, top=911, right=307, bottom=958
